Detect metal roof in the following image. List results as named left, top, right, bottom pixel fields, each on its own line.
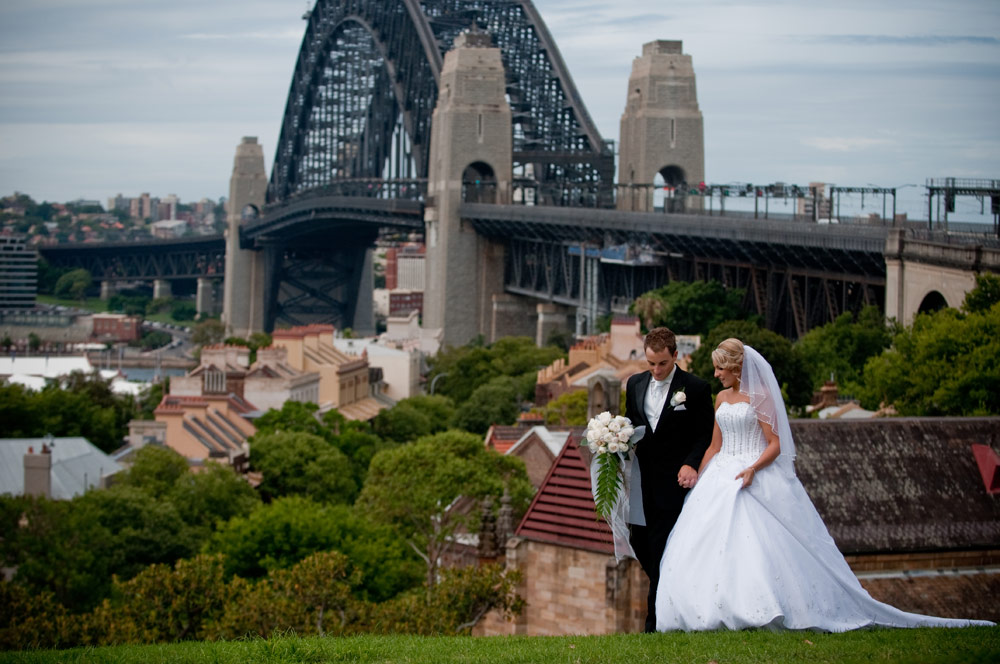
left=0, top=437, right=123, bottom=500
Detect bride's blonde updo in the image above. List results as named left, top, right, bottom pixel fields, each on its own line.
left=712, top=338, right=744, bottom=375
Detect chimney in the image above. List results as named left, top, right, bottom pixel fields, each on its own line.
left=24, top=443, right=52, bottom=498
left=818, top=380, right=839, bottom=409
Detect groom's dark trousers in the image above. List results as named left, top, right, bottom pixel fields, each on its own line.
left=624, top=367, right=714, bottom=632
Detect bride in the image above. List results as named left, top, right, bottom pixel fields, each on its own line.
left=655, top=338, right=993, bottom=631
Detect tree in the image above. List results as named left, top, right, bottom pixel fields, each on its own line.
left=108, top=291, right=150, bottom=316
left=168, top=462, right=259, bottom=537
left=534, top=388, right=589, bottom=426
left=36, top=258, right=69, bottom=295
left=27, top=332, right=41, bottom=352
left=689, top=320, right=812, bottom=411
left=632, top=292, right=666, bottom=331
left=247, top=331, right=273, bottom=350
left=452, top=375, right=522, bottom=434
left=1, top=372, right=137, bottom=453
left=0, top=580, right=71, bottom=650
left=117, top=445, right=189, bottom=498
left=53, top=268, right=92, bottom=302
left=427, top=336, right=564, bottom=405
left=0, top=494, right=115, bottom=613
left=78, top=485, right=198, bottom=582
left=858, top=301, right=1000, bottom=415
left=137, top=378, right=168, bottom=419
left=170, top=302, right=196, bottom=321
left=963, top=273, right=1000, bottom=314
left=630, top=280, right=749, bottom=335
left=373, top=394, right=455, bottom=443
left=280, top=551, right=358, bottom=635
left=249, top=431, right=358, bottom=504
left=360, top=563, right=523, bottom=635
left=357, top=430, right=533, bottom=592
left=794, top=305, right=893, bottom=394
left=190, top=318, right=225, bottom=347
left=90, top=553, right=231, bottom=645
left=254, top=400, right=330, bottom=440
left=206, top=496, right=421, bottom=602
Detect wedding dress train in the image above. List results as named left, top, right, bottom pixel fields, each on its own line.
left=655, top=400, right=993, bottom=632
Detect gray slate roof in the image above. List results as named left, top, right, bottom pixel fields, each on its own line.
left=792, top=417, right=1000, bottom=553
left=0, top=437, right=123, bottom=500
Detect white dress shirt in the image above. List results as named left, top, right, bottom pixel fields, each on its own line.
left=644, top=365, right=677, bottom=432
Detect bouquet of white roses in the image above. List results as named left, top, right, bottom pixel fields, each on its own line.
left=582, top=411, right=644, bottom=520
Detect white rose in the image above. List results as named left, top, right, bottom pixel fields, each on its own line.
left=608, top=419, right=621, bottom=433
left=597, top=411, right=612, bottom=425
left=588, top=441, right=599, bottom=452
left=614, top=415, right=628, bottom=427
left=621, top=426, right=635, bottom=439
left=586, top=428, right=600, bottom=443
left=617, top=430, right=630, bottom=443
left=598, top=445, right=607, bottom=454
left=671, top=390, right=687, bottom=406
left=601, top=431, right=615, bottom=444
left=607, top=441, right=620, bottom=453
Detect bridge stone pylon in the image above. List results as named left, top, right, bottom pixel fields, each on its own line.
left=618, top=40, right=704, bottom=213
left=223, top=137, right=273, bottom=337
left=424, top=30, right=512, bottom=346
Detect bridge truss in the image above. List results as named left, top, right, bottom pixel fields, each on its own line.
left=465, top=204, right=888, bottom=339
left=39, top=236, right=225, bottom=283
left=252, top=0, right=617, bottom=330
left=267, top=0, right=613, bottom=207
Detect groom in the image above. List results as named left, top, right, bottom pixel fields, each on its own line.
left=625, top=326, right=714, bottom=632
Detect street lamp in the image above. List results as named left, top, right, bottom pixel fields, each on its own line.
left=429, top=372, right=448, bottom=395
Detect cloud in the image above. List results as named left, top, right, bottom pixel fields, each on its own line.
left=813, top=34, right=1000, bottom=46
left=181, top=29, right=302, bottom=41
left=801, top=137, right=892, bottom=152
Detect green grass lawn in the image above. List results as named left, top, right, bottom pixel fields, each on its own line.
left=36, top=294, right=109, bottom=313
left=2, top=628, right=997, bottom=664
left=36, top=294, right=192, bottom=328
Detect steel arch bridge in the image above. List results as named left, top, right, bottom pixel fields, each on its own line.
left=266, top=0, right=614, bottom=208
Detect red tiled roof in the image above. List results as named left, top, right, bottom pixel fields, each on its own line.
left=515, top=435, right=613, bottom=554
left=485, top=425, right=528, bottom=454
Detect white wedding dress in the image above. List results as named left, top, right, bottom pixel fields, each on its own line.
left=655, top=400, right=993, bottom=632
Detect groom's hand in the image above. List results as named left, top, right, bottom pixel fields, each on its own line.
left=677, top=465, right=698, bottom=489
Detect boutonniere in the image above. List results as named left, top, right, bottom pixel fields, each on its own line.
left=669, top=388, right=687, bottom=409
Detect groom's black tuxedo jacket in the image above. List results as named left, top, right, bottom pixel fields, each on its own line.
left=624, top=367, right=714, bottom=533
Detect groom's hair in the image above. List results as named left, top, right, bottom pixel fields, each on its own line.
left=644, top=327, right=677, bottom=354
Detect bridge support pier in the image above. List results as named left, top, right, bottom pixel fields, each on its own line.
left=196, top=278, right=220, bottom=316
left=490, top=294, right=536, bottom=343
left=424, top=31, right=513, bottom=347
left=536, top=303, right=574, bottom=348
left=100, top=281, right=117, bottom=300
left=153, top=279, right=172, bottom=300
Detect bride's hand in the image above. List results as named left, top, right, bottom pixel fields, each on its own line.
left=677, top=465, right=698, bottom=489
left=735, top=467, right=756, bottom=488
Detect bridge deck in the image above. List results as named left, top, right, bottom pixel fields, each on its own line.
left=461, top=203, right=889, bottom=279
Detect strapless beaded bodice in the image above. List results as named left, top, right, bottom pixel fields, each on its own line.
left=716, top=401, right=766, bottom=460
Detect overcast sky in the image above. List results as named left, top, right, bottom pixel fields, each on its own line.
left=1, top=0, right=997, bottom=222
